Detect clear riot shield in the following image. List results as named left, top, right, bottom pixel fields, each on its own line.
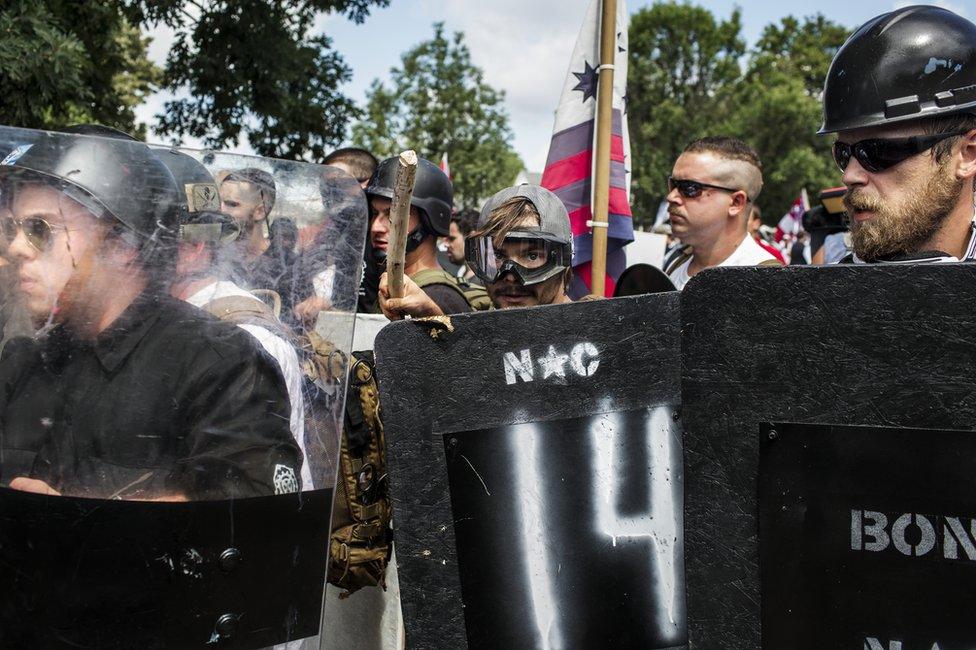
left=0, top=125, right=367, bottom=648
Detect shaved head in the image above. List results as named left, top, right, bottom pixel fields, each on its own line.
left=683, top=136, right=764, bottom=205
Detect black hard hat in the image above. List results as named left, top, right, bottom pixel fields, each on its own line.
left=152, top=147, right=240, bottom=244
left=0, top=129, right=181, bottom=242
left=820, top=6, right=976, bottom=134
left=365, top=157, right=453, bottom=236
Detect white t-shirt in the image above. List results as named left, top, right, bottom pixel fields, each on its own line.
left=185, top=280, right=311, bottom=489
left=669, top=234, right=778, bottom=290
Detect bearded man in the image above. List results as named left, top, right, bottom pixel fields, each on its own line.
left=819, top=6, right=976, bottom=263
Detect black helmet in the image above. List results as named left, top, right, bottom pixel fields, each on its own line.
left=152, top=147, right=240, bottom=244
left=0, top=129, right=181, bottom=243
left=820, top=6, right=976, bottom=134
left=365, top=157, right=453, bottom=236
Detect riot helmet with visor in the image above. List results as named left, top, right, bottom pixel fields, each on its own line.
left=0, top=128, right=182, bottom=290
left=153, top=147, right=240, bottom=245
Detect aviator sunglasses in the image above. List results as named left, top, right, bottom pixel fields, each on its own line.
left=0, top=216, right=68, bottom=252
left=832, top=132, right=967, bottom=173
left=667, top=176, right=749, bottom=202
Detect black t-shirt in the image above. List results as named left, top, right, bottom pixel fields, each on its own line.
left=0, top=292, right=301, bottom=500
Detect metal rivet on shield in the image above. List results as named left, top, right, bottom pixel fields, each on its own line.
left=767, top=429, right=778, bottom=440
left=448, top=438, right=458, bottom=448
left=215, top=613, right=239, bottom=639
left=218, top=548, right=242, bottom=572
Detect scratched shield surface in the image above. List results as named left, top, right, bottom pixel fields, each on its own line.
left=443, top=407, right=684, bottom=649
left=760, top=422, right=976, bottom=650
left=374, top=293, right=684, bottom=649
left=682, top=265, right=976, bottom=649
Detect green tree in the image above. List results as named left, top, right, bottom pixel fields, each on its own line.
left=352, top=23, right=523, bottom=210
left=721, top=15, right=850, bottom=219
left=627, top=2, right=745, bottom=227
left=131, top=0, right=389, bottom=160
left=0, top=1, right=160, bottom=138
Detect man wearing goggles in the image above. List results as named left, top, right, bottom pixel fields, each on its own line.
left=663, top=136, right=779, bottom=290
left=464, top=185, right=573, bottom=309
left=819, top=6, right=976, bottom=263
left=379, top=185, right=573, bottom=316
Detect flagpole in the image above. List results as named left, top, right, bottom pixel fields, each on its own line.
left=590, top=0, right=617, bottom=297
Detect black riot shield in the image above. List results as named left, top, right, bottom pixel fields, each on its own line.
left=0, top=125, right=367, bottom=648
left=374, top=294, right=686, bottom=650
left=682, top=265, right=976, bottom=650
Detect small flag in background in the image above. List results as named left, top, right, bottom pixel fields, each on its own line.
left=541, top=0, right=633, bottom=298
left=440, top=152, right=451, bottom=180
left=775, top=188, right=811, bottom=244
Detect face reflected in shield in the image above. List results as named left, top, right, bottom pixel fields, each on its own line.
left=3, top=182, right=108, bottom=325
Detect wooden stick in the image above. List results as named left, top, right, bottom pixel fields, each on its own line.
left=386, top=150, right=419, bottom=299
left=590, top=0, right=617, bottom=297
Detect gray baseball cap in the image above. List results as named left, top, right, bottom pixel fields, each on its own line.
left=477, top=184, right=573, bottom=247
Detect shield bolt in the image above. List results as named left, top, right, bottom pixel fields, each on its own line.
left=216, top=613, right=239, bottom=639
left=219, top=548, right=242, bottom=572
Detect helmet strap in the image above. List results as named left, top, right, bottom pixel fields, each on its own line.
left=370, top=223, right=429, bottom=265
left=405, top=222, right=428, bottom=254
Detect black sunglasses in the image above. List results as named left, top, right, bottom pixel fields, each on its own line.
left=0, top=216, right=68, bottom=252
left=832, top=132, right=966, bottom=173
left=668, top=176, right=748, bottom=202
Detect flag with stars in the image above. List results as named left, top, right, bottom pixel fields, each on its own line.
left=541, top=0, right=633, bottom=298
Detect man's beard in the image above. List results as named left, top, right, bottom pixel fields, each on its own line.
left=845, top=163, right=963, bottom=261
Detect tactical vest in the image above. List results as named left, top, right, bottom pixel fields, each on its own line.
left=411, top=267, right=492, bottom=312
left=328, top=350, right=392, bottom=595
left=327, top=269, right=492, bottom=595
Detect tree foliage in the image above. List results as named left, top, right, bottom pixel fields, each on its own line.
left=0, top=0, right=387, bottom=156
left=0, top=1, right=159, bottom=138
left=627, top=3, right=850, bottom=226
left=129, top=0, right=388, bottom=160
left=628, top=2, right=745, bottom=227
left=352, top=23, right=523, bottom=210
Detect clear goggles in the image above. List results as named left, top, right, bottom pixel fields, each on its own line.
left=464, top=230, right=571, bottom=286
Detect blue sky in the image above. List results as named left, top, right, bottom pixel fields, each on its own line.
left=137, top=0, right=969, bottom=169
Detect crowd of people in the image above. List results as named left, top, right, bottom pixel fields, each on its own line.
left=0, top=2, right=973, bottom=641
left=0, top=0, right=973, bottom=499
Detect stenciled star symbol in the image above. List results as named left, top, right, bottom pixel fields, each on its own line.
left=538, top=345, right=569, bottom=380
left=572, top=61, right=599, bottom=103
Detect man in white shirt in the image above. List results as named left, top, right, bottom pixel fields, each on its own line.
left=663, top=136, right=780, bottom=290
left=156, top=148, right=312, bottom=489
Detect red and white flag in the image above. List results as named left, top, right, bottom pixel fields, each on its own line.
left=541, top=0, right=633, bottom=297
left=439, top=151, right=451, bottom=180
left=775, top=188, right=811, bottom=243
